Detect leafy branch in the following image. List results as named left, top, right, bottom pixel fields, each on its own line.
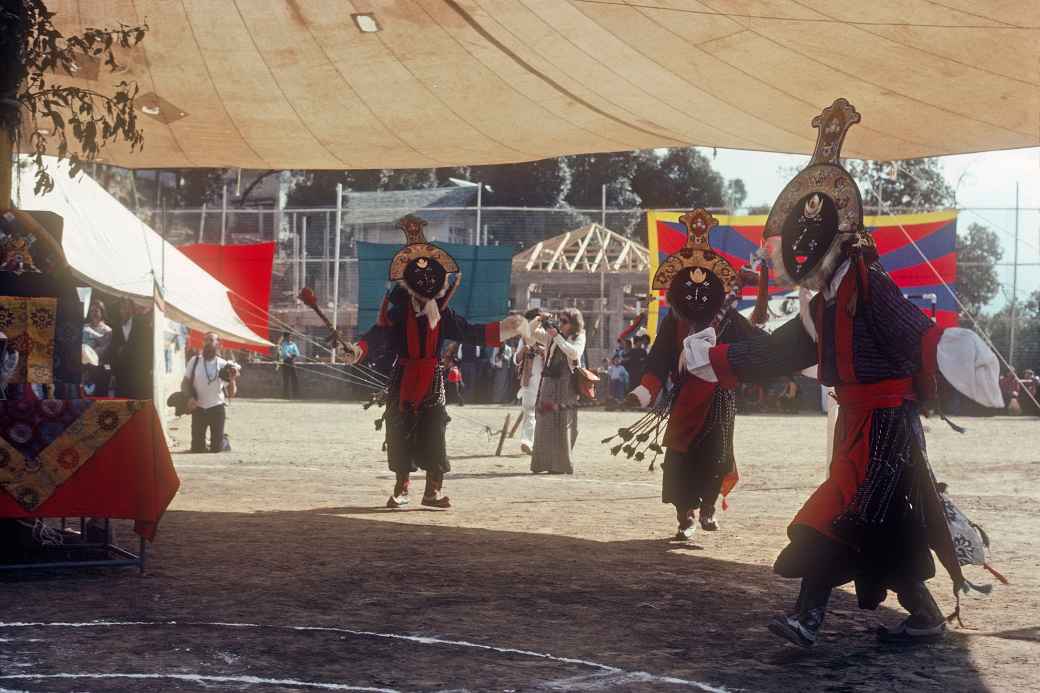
left=0, top=0, right=147, bottom=195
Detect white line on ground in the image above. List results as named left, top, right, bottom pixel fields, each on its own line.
left=0, top=673, right=397, bottom=691
left=0, top=621, right=731, bottom=692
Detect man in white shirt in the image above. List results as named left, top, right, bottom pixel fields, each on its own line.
left=183, top=332, right=239, bottom=453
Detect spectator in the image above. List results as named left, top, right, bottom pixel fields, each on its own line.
left=184, top=332, right=239, bottom=453
left=778, top=377, right=800, bottom=414
left=607, top=356, right=629, bottom=402
left=1022, top=369, right=1039, bottom=416
left=1000, top=369, right=1020, bottom=412
left=278, top=332, right=301, bottom=399
left=106, top=298, right=153, bottom=399
left=490, top=340, right=514, bottom=403
left=458, top=343, right=480, bottom=403
left=444, top=354, right=464, bottom=405
left=81, top=301, right=112, bottom=396
left=531, top=308, right=586, bottom=474
left=624, top=335, right=650, bottom=389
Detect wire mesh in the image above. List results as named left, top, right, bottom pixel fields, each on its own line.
left=137, top=202, right=1040, bottom=376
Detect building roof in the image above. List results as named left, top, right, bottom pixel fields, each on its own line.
left=341, top=186, right=478, bottom=225
left=513, top=224, right=649, bottom=274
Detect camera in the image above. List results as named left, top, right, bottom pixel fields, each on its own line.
left=542, top=315, right=560, bottom=332
left=219, top=361, right=241, bottom=382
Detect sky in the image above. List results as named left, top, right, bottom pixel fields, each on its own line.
left=702, top=146, right=1040, bottom=311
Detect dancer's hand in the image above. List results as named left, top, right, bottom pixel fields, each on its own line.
left=627, top=385, right=652, bottom=408
left=499, top=314, right=529, bottom=341
left=341, top=342, right=363, bottom=365
left=682, top=327, right=717, bottom=371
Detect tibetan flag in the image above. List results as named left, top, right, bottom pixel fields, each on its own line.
left=645, top=210, right=958, bottom=339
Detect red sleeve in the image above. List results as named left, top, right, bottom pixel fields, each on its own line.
left=640, top=372, right=663, bottom=401
left=709, top=343, right=738, bottom=390
left=921, top=324, right=944, bottom=376
left=356, top=339, right=369, bottom=362
left=484, top=321, right=502, bottom=347
left=914, top=324, right=945, bottom=401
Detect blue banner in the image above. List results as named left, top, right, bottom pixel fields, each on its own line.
left=356, top=242, right=513, bottom=331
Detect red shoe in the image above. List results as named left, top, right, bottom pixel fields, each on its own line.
left=421, top=495, right=452, bottom=509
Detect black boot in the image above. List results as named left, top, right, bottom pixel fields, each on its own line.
left=878, top=582, right=946, bottom=643
left=769, top=580, right=830, bottom=648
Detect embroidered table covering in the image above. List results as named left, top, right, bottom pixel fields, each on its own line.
left=0, top=399, right=179, bottom=540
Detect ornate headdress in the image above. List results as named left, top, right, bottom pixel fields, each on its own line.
left=651, top=209, right=739, bottom=323
left=764, top=98, right=871, bottom=291
left=388, top=215, right=460, bottom=300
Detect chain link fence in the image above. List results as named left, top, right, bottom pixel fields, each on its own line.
left=137, top=202, right=1040, bottom=380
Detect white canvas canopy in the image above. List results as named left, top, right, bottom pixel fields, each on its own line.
left=14, top=159, right=271, bottom=348
left=34, top=1, right=1040, bottom=168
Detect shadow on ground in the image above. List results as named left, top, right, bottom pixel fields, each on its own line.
left=0, top=509, right=987, bottom=692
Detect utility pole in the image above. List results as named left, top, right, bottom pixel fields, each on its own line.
left=1009, top=182, right=1020, bottom=368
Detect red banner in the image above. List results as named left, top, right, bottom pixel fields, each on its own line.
left=179, top=243, right=275, bottom=353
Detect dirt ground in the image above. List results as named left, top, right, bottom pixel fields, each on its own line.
left=1, top=399, right=1039, bottom=692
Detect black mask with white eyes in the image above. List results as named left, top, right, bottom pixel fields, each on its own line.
left=667, top=265, right=724, bottom=323
left=781, top=192, right=839, bottom=282
left=404, top=256, right=447, bottom=299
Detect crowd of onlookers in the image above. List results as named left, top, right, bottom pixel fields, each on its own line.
left=80, top=297, right=155, bottom=399
left=999, top=367, right=1040, bottom=416
left=439, top=340, right=522, bottom=405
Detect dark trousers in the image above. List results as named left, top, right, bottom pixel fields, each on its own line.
left=191, top=404, right=227, bottom=453
left=281, top=361, right=299, bottom=399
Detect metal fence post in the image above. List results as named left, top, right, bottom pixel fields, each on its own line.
left=332, top=184, right=343, bottom=363
left=301, top=215, right=308, bottom=294
left=220, top=183, right=228, bottom=245
left=476, top=182, right=482, bottom=245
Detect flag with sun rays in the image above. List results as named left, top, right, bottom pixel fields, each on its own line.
left=646, top=210, right=959, bottom=339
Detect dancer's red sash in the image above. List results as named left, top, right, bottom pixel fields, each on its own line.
left=791, top=378, right=915, bottom=541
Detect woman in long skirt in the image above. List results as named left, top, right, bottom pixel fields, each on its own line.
left=531, top=308, right=586, bottom=474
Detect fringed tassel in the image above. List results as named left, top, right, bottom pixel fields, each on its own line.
left=964, top=579, right=993, bottom=595
left=940, top=412, right=967, bottom=434
left=749, top=262, right=770, bottom=326
left=983, top=563, right=1010, bottom=585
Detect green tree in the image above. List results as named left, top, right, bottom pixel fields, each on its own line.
left=724, top=178, right=747, bottom=210
left=630, top=148, right=726, bottom=209
left=455, top=157, right=571, bottom=208
left=955, top=222, right=1003, bottom=316
left=847, top=158, right=954, bottom=212
left=562, top=152, right=638, bottom=209
left=1, top=0, right=148, bottom=196
left=980, top=289, right=1040, bottom=372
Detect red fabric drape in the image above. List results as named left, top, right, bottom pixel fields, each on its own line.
left=180, top=242, right=275, bottom=353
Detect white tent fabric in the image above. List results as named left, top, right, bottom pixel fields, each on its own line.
left=34, top=0, right=1040, bottom=168
left=14, top=159, right=271, bottom=348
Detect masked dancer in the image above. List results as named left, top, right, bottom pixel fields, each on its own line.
left=681, top=99, right=1003, bottom=646
left=626, top=209, right=761, bottom=540
left=341, top=216, right=527, bottom=509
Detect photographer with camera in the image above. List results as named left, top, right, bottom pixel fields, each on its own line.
left=531, top=307, right=586, bottom=474
left=183, top=332, right=240, bottom=453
